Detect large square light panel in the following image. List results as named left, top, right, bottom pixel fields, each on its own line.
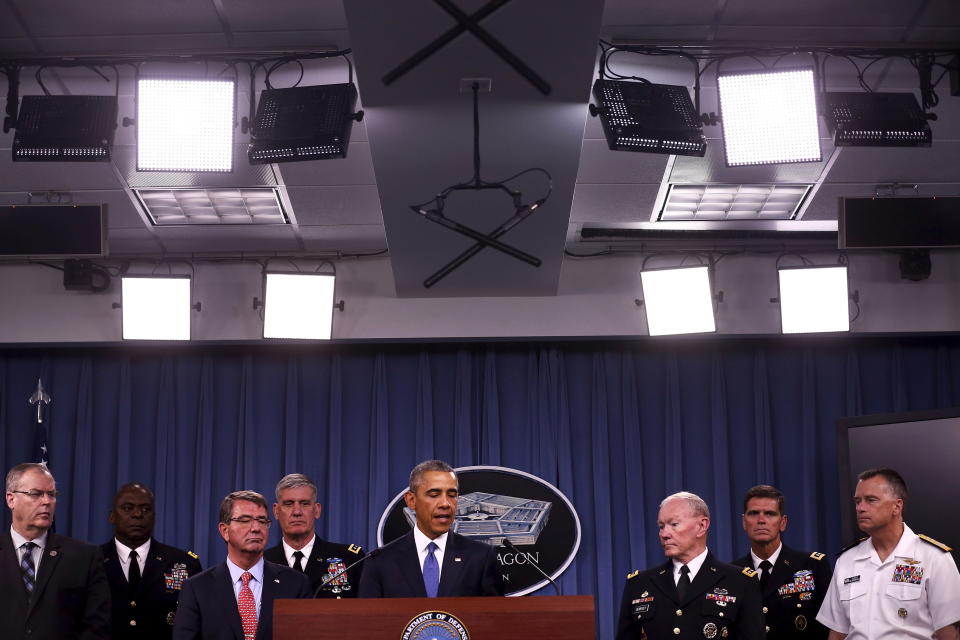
left=263, top=272, right=335, bottom=340
left=718, top=68, right=821, bottom=167
left=640, top=265, right=716, bottom=336
left=137, top=78, right=235, bottom=172
left=778, top=266, right=849, bottom=334
left=121, top=276, right=192, bottom=340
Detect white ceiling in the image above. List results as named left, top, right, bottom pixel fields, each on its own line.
left=1, top=0, right=958, bottom=297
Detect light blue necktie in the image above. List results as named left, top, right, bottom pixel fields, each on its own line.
left=423, top=541, right=439, bottom=598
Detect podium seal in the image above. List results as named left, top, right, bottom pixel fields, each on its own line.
left=402, top=611, right=469, bottom=640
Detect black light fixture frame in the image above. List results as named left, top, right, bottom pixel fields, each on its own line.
left=410, top=82, right=552, bottom=288
left=248, top=53, right=364, bottom=164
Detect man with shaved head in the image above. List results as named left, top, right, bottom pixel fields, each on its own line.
left=101, top=482, right=202, bottom=639
left=617, top=491, right=764, bottom=640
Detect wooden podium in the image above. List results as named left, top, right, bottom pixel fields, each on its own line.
left=274, top=595, right=595, bottom=639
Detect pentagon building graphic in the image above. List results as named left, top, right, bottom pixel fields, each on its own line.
left=403, top=492, right=552, bottom=546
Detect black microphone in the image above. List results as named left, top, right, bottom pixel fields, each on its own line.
left=311, top=534, right=405, bottom=598
left=502, top=538, right=561, bottom=596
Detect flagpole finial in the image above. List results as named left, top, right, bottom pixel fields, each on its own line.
left=29, top=378, right=52, bottom=424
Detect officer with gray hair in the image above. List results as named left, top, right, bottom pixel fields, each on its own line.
left=263, top=473, right=364, bottom=597
left=617, top=491, right=765, bottom=640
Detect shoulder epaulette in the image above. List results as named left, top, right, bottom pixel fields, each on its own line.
left=918, top=534, right=952, bottom=552
left=809, top=551, right=825, bottom=561
left=742, top=567, right=757, bottom=578
left=627, top=569, right=640, bottom=580
left=187, top=550, right=199, bottom=559
left=348, top=543, right=363, bottom=555
left=837, top=538, right=867, bottom=557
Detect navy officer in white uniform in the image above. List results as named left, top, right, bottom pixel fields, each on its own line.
left=817, top=468, right=960, bottom=640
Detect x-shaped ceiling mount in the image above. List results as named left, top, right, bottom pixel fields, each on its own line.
left=383, top=0, right=552, bottom=96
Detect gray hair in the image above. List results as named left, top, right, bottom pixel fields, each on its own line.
left=661, top=491, right=711, bottom=520
left=6, top=463, right=54, bottom=493
left=274, top=473, right=318, bottom=502
left=408, top=460, right=456, bottom=493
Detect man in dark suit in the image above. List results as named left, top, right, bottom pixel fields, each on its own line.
left=731, top=485, right=832, bottom=639
left=172, top=490, right=311, bottom=640
left=101, top=482, right=203, bottom=638
left=617, top=491, right=764, bottom=640
left=264, top=473, right=364, bottom=597
left=358, top=459, right=504, bottom=598
left=1, top=462, right=110, bottom=640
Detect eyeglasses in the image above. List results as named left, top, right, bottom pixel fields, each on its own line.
left=11, top=490, right=59, bottom=500
left=227, top=516, right=271, bottom=527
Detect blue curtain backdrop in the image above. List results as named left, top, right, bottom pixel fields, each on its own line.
left=2, top=337, right=960, bottom=639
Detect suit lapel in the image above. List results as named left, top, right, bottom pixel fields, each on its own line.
left=437, top=533, right=464, bottom=597
left=1, top=531, right=30, bottom=610
left=679, top=553, right=722, bottom=608
left=29, top=532, right=62, bottom=614
left=141, top=540, right=165, bottom=594
left=215, top=563, right=245, bottom=640
left=651, top=561, right=679, bottom=604
left=768, top=545, right=795, bottom=597
left=102, top=541, right=128, bottom=592
left=397, top=532, right=427, bottom=597
left=306, top=538, right=326, bottom=584
left=258, top=562, right=278, bottom=638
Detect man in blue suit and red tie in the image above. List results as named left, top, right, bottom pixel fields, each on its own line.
left=172, top=490, right=311, bottom=640
left=358, top=460, right=504, bottom=598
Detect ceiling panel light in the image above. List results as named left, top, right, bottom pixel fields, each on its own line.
left=639, top=265, right=716, bottom=336
left=717, top=68, right=821, bottom=167
left=824, top=92, right=932, bottom=147
left=134, top=188, right=288, bottom=225
left=659, top=184, right=811, bottom=221
left=13, top=95, right=118, bottom=162
left=248, top=83, right=362, bottom=164
left=591, top=79, right=706, bottom=157
left=137, top=78, right=235, bottom=172
left=778, top=266, right=849, bottom=334
left=120, top=275, right=192, bottom=340
left=262, top=272, right=336, bottom=340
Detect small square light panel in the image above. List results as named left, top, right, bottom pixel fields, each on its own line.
left=778, top=266, right=849, bottom=334
left=263, top=272, right=335, bottom=340
left=640, top=265, right=716, bottom=336
left=121, top=276, right=192, bottom=340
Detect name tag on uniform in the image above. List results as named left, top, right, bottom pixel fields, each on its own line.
left=843, top=575, right=860, bottom=584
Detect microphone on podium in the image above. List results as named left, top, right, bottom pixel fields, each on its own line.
left=501, top=538, right=561, bottom=596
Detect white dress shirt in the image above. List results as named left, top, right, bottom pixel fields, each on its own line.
left=10, top=525, right=47, bottom=574
left=226, top=557, right=264, bottom=619
left=413, top=526, right=449, bottom=581
left=115, top=538, right=150, bottom=580
left=672, top=547, right=709, bottom=584
left=281, top=534, right=316, bottom=569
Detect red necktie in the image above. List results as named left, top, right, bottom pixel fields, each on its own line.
left=238, top=571, right=257, bottom=640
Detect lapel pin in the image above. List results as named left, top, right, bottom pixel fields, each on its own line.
left=274, top=578, right=280, bottom=583
left=454, top=557, right=462, bottom=562
left=49, top=550, right=58, bottom=557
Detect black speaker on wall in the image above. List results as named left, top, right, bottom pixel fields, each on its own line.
left=0, top=204, right=107, bottom=256
left=840, top=196, right=960, bottom=249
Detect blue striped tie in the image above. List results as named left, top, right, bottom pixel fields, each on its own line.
left=21, top=542, right=37, bottom=594
left=423, top=542, right=439, bottom=598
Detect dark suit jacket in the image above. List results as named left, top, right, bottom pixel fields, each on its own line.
left=732, top=544, right=833, bottom=639
left=357, top=530, right=504, bottom=598
left=171, top=559, right=311, bottom=640
left=0, top=529, right=111, bottom=640
left=264, top=536, right=364, bottom=597
left=101, top=538, right=203, bottom=639
left=617, top=552, right=765, bottom=640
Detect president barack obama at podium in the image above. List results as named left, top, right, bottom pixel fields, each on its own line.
left=358, top=460, right=503, bottom=598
